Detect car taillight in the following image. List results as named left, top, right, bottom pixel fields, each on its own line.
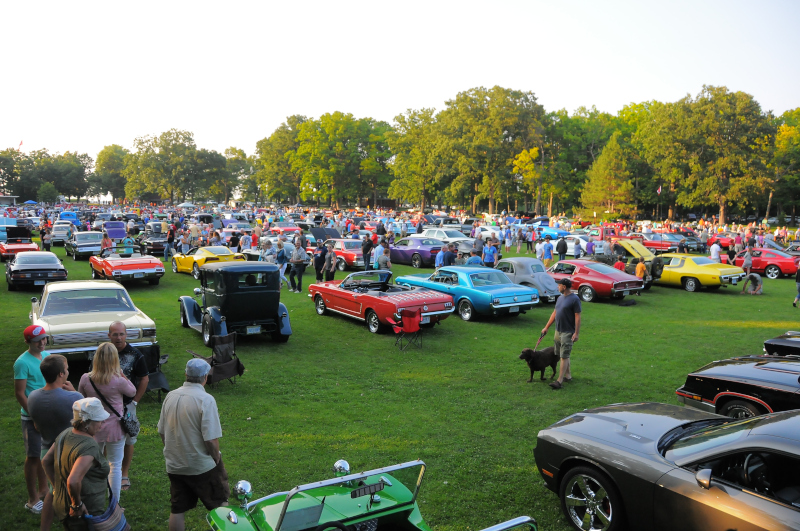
left=205, top=257, right=219, bottom=262
left=12, top=273, right=30, bottom=278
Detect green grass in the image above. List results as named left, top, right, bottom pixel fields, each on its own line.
left=2, top=242, right=796, bottom=530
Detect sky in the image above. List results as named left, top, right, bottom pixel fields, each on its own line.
left=3, top=0, right=799, bottom=161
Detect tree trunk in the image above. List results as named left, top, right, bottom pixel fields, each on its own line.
left=718, top=196, right=727, bottom=225
left=548, top=192, right=553, bottom=218
left=764, top=190, right=774, bottom=220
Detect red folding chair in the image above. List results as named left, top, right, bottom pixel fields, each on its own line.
left=387, top=308, right=422, bottom=351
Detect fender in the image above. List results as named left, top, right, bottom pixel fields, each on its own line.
left=277, top=302, right=292, bottom=335
left=179, top=296, right=202, bottom=329
left=206, top=306, right=229, bottom=337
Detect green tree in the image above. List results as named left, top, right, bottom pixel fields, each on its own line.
left=774, top=109, right=800, bottom=222
left=37, top=182, right=59, bottom=203
left=123, top=129, right=197, bottom=202
left=356, top=118, right=393, bottom=208
left=255, top=116, right=307, bottom=203
left=580, top=132, right=637, bottom=217
left=91, top=145, right=128, bottom=201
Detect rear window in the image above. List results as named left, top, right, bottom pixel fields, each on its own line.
left=469, top=271, right=512, bottom=286
left=17, top=254, right=60, bottom=265
left=584, top=263, right=623, bottom=275
left=692, top=257, right=715, bottom=265
left=205, top=246, right=232, bottom=255
left=237, top=272, right=278, bottom=289
left=76, top=233, right=103, bottom=242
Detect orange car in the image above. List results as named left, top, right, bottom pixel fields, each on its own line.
left=90, top=250, right=166, bottom=285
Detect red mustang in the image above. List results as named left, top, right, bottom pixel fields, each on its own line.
left=734, top=248, right=799, bottom=279
left=325, top=238, right=367, bottom=270
left=0, top=227, right=39, bottom=261
left=308, top=270, right=454, bottom=333
left=90, top=249, right=166, bottom=285
left=548, top=259, right=644, bottom=302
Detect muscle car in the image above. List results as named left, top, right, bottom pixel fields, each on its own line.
left=326, top=238, right=366, bottom=270
left=90, top=249, right=165, bottom=285
left=655, top=253, right=746, bottom=292
left=534, top=403, right=800, bottom=531
left=64, top=231, right=104, bottom=260
left=6, top=251, right=67, bottom=290
left=0, top=227, right=39, bottom=261
left=630, top=232, right=676, bottom=253
left=389, top=237, right=443, bottom=268
left=548, top=260, right=644, bottom=302
left=763, top=331, right=800, bottom=356
left=587, top=239, right=662, bottom=288
left=734, top=248, right=799, bottom=279
left=268, top=221, right=301, bottom=236
left=707, top=231, right=735, bottom=249
left=172, top=245, right=246, bottom=279
left=496, top=257, right=560, bottom=301
left=309, top=270, right=453, bottom=333
left=137, top=221, right=169, bottom=255
left=395, top=266, right=538, bottom=321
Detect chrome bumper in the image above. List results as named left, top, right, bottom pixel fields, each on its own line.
left=421, top=309, right=453, bottom=317
left=491, top=300, right=537, bottom=309
left=721, top=273, right=746, bottom=284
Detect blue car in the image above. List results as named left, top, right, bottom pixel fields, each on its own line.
left=534, top=226, right=570, bottom=239
left=395, top=266, right=539, bottom=321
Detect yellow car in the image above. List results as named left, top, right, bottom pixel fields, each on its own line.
left=172, top=245, right=246, bottom=279
left=655, top=253, right=746, bottom=292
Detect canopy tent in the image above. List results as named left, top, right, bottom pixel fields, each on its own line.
left=177, top=202, right=196, bottom=208
left=24, top=200, right=37, bottom=204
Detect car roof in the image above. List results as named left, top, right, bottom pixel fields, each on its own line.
left=750, top=410, right=800, bottom=442
left=499, top=257, right=544, bottom=265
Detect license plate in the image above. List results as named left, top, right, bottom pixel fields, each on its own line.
left=420, top=316, right=430, bottom=324
left=732, top=279, right=737, bottom=285
left=623, top=290, right=630, bottom=296
left=246, top=325, right=261, bottom=334
left=132, top=273, right=143, bottom=278
left=509, top=306, right=519, bottom=313
left=34, top=280, right=45, bottom=286
left=548, top=296, right=556, bottom=302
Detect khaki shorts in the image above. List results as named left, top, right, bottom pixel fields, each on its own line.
left=554, top=331, right=574, bottom=359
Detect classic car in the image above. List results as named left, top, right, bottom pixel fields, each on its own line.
left=495, top=257, right=560, bottom=302
left=676, top=355, right=800, bottom=419
left=657, top=232, right=700, bottom=252
left=103, top=220, right=128, bottom=241
left=309, top=270, right=453, bottom=333
left=733, top=248, right=799, bottom=279
left=396, top=266, right=538, bottom=321
left=172, top=245, right=246, bottom=280
left=413, top=228, right=475, bottom=250
left=318, top=239, right=364, bottom=270
left=30, top=280, right=158, bottom=362
left=0, top=227, right=39, bottom=261
left=90, top=249, right=165, bottom=285
left=562, top=235, right=589, bottom=257
left=221, top=227, right=253, bottom=246
left=269, top=221, right=301, bottom=236
left=179, top=261, right=291, bottom=345
left=6, top=251, right=68, bottom=291
left=763, top=331, right=800, bottom=356
left=588, top=239, right=663, bottom=289
left=707, top=231, right=736, bottom=249
left=534, top=403, right=800, bottom=531
left=547, top=260, right=644, bottom=302
left=389, top=237, right=443, bottom=268
left=137, top=221, right=169, bottom=255
left=533, top=225, right=571, bottom=240
left=762, top=238, right=800, bottom=257
left=64, top=231, right=104, bottom=260
left=630, top=232, right=676, bottom=253
left=655, top=253, right=746, bottom=292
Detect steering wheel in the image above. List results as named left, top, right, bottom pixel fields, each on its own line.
left=313, top=521, right=350, bottom=531
left=743, top=453, right=769, bottom=491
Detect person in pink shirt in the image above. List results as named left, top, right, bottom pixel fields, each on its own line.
left=78, top=343, right=136, bottom=502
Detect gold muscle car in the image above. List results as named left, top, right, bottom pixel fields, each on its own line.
left=655, top=253, right=746, bottom=292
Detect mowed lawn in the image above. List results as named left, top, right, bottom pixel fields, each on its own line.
left=1, top=241, right=797, bottom=531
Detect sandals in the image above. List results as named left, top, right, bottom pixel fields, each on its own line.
left=25, top=500, right=43, bottom=514
left=121, top=477, right=131, bottom=491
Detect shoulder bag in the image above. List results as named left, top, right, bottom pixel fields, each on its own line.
left=88, top=378, right=140, bottom=438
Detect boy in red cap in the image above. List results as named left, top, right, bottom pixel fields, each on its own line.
left=14, top=325, right=51, bottom=514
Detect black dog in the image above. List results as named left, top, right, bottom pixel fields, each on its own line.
left=519, top=347, right=559, bottom=382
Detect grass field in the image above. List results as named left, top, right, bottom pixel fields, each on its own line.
left=2, top=241, right=796, bottom=531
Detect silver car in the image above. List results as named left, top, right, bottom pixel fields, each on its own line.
left=495, top=257, right=560, bottom=302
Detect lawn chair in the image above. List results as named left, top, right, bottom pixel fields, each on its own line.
left=143, top=345, right=170, bottom=403
left=387, top=308, right=422, bottom=351
left=186, top=333, right=245, bottom=386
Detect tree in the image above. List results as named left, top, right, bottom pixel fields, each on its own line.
left=774, top=109, right=800, bottom=221
left=255, top=116, right=307, bottom=203
left=91, top=145, right=129, bottom=201
left=580, top=132, right=637, bottom=217
left=37, top=182, right=59, bottom=203
left=356, top=118, right=393, bottom=208
left=387, top=108, right=444, bottom=211
left=204, top=147, right=243, bottom=203
left=124, top=129, right=197, bottom=202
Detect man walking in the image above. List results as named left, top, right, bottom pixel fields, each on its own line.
left=361, top=235, right=373, bottom=272
left=541, top=279, right=582, bottom=390
left=542, top=236, right=554, bottom=268
left=158, top=359, right=229, bottom=531
left=108, top=321, right=149, bottom=492
left=289, top=243, right=307, bottom=293
left=555, top=235, right=568, bottom=262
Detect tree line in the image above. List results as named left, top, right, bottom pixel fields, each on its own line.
left=1, top=85, right=797, bottom=223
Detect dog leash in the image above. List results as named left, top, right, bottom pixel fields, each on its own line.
left=534, top=331, right=546, bottom=351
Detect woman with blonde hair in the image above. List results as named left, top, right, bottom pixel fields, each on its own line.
left=78, top=343, right=135, bottom=502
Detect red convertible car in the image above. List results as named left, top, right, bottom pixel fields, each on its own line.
left=548, top=259, right=644, bottom=302
left=0, top=227, right=39, bottom=261
left=90, top=250, right=166, bottom=285
left=308, top=270, right=454, bottom=333
left=733, top=248, right=800, bottom=279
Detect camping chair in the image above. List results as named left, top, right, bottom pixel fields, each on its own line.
left=144, top=346, right=170, bottom=403
left=186, top=333, right=245, bottom=386
left=387, top=308, right=423, bottom=351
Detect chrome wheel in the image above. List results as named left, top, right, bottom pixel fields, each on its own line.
left=315, top=295, right=327, bottom=315
left=683, top=277, right=699, bottom=292
left=337, top=258, right=347, bottom=271
left=366, top=310, right=381, bottom=333
left=765, top=265, right=780, bottom=279
left=192, top=263, right=201, bottom=280
left=578, top=286, right=595, bottom=303
left=411, top=254, right=422, bottom=268
left=172, top=259, right=178, bottom=273
left=458, top=300, right=473, bottom=321
left=202, top=314, right=215, bottom=347
left=561, top=469, right=617, bottom=531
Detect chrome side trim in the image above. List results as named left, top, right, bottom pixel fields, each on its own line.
left=479, top=516, right=538, bottom=531
left=46, top=341, right=156, bottom=354
left=326, top=307, right=365, bottom=321
left=677, top=394, right=716, bottom=413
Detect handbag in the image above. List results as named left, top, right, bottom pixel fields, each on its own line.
left=83, top=486, right=130, bottom=531
left=88, top=378, right=140, bottom=438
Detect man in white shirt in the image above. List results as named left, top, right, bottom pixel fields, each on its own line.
left=709, top=241, right=721, bottom=262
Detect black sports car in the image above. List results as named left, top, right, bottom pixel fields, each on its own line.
left=534, top=403, right=800, bottom=531
left=137, top=222, right=169, bottom=256
left=676, top=355, right=800, bottom=418
left=5, top=251, right=68, bottom=291
left=764, top=331, right=800, bottom=356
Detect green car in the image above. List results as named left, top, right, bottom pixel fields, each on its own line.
left=207, top=460, right=538, bottom=531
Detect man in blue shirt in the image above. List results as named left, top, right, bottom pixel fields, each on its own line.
left=442, top=243, right=456, bottom=266
left=466, top=249, right=483, bottom=265
left=543, top=236, right=554, bottom=268
left=434, top=245, right=446, bottom=269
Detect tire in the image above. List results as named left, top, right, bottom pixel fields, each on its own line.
left=579, top=250, right=586, bottom=258
left=682, top=277, right=700, bottom=292
left=271, top=331, right=290, bottom=343
left=180, top=304, right=189, bottom=328
left=642, top=281, right=652, bottom=291
left=192, top=263, right=201, bottom=280
left=765, top=265, right=781, bottom=279
left=366, top=309, right=382, bottom=333
left=337, top=258, right=347, bottom=271
left=7, top=281, right=16, bottom=291
left=457, top=299, right=474, bottom=321
left=72, top=250, right=77, bottom=261
left=314, top=295, right=327, bottom=315
left=411, top=254, right=422, bottom=268
left=148, top=278, right=160, bottom=285
left=171, top=259, right=178, bottom=273
left=578, top=285, right=596, bottom=303
left=559, top=465, right=623, bottom=531
left=719, top=399, right=762, bottom=419
left=202, top=314, right=215, bottom=347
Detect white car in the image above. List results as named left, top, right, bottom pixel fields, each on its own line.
left=50, top=221, right=75, bottom=245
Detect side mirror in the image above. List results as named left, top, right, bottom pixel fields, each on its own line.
left=695, top=468, right=712, bottom=489
left=31, top=297, right=38, bottom=303
left=193, top=288, right=202, bottom=296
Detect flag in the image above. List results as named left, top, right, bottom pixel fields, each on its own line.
left=657, top=185, right=662, bottom=195
left=18, top=140, right=22, bottom=152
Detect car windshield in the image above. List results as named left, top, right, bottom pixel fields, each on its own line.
left=584, top=263, right=623, bottom=275
left=443, top=230, right=464, bottom=238
left=664, top=417, right=759, bottom=461
left=530, top=263, right=545, bottom=273
left=421, top=239, right=443, bottom=246
left=206, top=246, right=232, bottom=255
left=42, top=289, right=135, bottom=316
left=469, top=270, right=513, bottom=286
left=692, top=257, right=715, bottom=265
left=342, top=241, right=360, bottom=250
left=17, top=254, right=60, bottom=265
left=273, top=222, right=295, bottom=227
left=76, top=233, right=103, bottom=242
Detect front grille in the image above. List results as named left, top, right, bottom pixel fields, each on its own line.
left=51, top=328, right=141, bottom=345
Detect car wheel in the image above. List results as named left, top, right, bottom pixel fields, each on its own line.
left=314, top=295, right=327, bottom=315
left=411, top=254, right=422, bottom=268
left=642, top=281, right=652, bottom=291
left=192, top=263, right=201, bottom=280
left=765, top=265, right=781, bottom=279
left=457, top=299, right=474, bottom=321
left=72, top=250, right=77, bottom=261
left=337, top=258, right=347, bottom=271
left=172, top=259, right=178, bottom=273
left=148, top=278, right=160, bottom=285
left=7, top=280, right=16, bottom=291
left=366, top=309, right=383, bottom=333
left=578, top=285, right=596, bottom=303
left=91, top=268, right=100, bottom=280
left=682, top=277, right=700, bottom=292
left=202, top=314, right=215, bottom=347
left=579, top=250, right=586, bottom=258
left=271, top=331, right=290, bottom=343
left=559, top=466, right=623, bottom=531
left=719, top=399, right=762, bottom=419
left=180, top=304, right=189, bottom=328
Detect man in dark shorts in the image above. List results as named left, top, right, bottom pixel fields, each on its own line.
left=158, top=359, right=229, bottom=531
left=541, top=278, right=582, bottom=390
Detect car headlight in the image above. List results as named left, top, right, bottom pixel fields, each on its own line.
left=142, top=328, right=156, bottom=337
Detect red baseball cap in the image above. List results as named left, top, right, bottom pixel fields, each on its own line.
left=23, top=325, right=48, bottom=342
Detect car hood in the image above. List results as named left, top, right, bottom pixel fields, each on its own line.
left=547, top=402, right=719, bottom=454
left=688, top=357, right=800, bottom=391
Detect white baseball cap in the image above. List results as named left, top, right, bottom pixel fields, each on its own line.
left=73, top=398, right=110, bottom=422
